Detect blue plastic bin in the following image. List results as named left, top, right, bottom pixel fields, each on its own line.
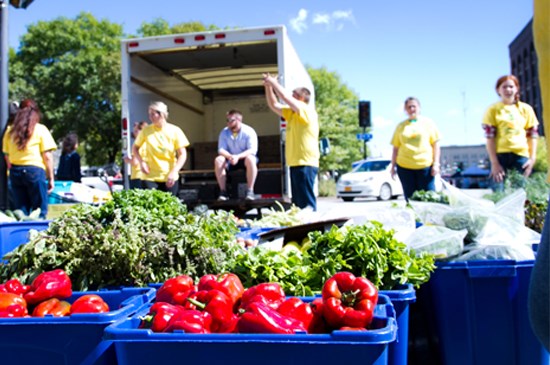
left=380, top=284, right=416, bottom=365
left=0, top=287, right=156, bottom=365
left=0, top=220, right=51, bottom=261
left=426, top=259, right=550, bottom=365
left=48, top=180, right=75, bottom=204
left=105, top=294, right=397, bottom=365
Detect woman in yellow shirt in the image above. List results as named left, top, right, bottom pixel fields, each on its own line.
left=482, top=75, right=539, bottom=191
left=2, top=99, right=57, bottom=218
left=132, top=102, right=189, bottom=196
left=390, top=97, right=441, bottom=201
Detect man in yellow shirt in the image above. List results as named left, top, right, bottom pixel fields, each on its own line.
left=263, top=73, right=320, bottom=210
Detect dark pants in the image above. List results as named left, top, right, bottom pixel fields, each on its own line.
left=492, top=153, right=528, bottom=191
left=129, top=179, right=143, bottom=189
left=142, top=180, right=179, bottom=196
left=396, top=165, right=435, bottom=202
left=9, top=165, right=49, bottom=218
left=290, top=166, right=318, bottom=211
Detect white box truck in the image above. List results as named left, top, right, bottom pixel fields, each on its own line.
left=120, top=25, right=314, bottom=213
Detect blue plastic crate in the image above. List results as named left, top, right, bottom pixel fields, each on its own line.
left=0, top=287, right=156, bottom=365
left=105, top=294, right=397, bottom=365
left=380, top=284, right=416, bottom=365
left=0, top=220, right=51, bottom=261
left=426, top=259, right=550, bottom=365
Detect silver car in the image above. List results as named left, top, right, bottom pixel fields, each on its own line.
left=336, top=158, right=404, bottom=201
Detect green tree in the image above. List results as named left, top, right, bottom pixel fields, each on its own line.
left=137, top=18, right=219, bottom=37
left=308, top=66, right=364, bottom=174
left=9, top=12, right=123, bottom=165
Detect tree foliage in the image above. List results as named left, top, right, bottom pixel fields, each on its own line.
left=9, top=12, right=123, bottom=165
left=308, top=66, right=364, bottom=174
left=136, top=18, right=219, bottom=37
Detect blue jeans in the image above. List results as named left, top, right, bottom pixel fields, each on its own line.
left=491, top=153, right=528, bottom=192
left=9, top=165, right=49, bottom=218
left=290, top=166, right=318, bottom=211
left=396, top=165, right=435, bottom=202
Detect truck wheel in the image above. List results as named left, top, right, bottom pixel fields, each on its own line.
left=378, top=184, right=392, bottom=201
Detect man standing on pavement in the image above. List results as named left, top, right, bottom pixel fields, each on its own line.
left=263, top=73, right=320, bottom=210
left=214, top=109, right=258, bottom=201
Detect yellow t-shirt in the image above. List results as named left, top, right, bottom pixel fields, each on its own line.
left=534, top=0, right=549, bottom=181
left=391, top=116, right=440, bottom=169
left=134, top=123, right=190, bottom=182
left=2, top=124, right=57, bottom=170
left=482, top=101, right=539, bottom=158
left=281, top=102, right=320, bottom=167
left=130, top=144, right=146, bottom=180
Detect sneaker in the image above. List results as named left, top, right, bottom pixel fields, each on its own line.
left=218, top=191, right=229, bottom=201
left=245, top=190, right=255, bottom=201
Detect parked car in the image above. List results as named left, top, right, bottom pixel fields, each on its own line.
left=81, top=163, right=123, bottom=192
left=336, top=158, right=403, bottom=201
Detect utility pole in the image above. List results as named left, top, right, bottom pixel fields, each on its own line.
left=0, top=0, right=35, bottom=210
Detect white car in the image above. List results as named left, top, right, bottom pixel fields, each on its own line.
left=336, top=158, right=404, bottom=201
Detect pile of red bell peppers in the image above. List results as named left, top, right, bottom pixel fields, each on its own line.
left=141, top=271, right=378, bottom=334
left=0, top=269, right=109, bottom=318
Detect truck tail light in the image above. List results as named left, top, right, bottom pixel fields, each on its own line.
left=264, top=29, right=276, bottom=36
left=122, top=118, right=128, bottom=131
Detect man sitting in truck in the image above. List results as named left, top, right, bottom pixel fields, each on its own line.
left=214, top=109, right=258, bottom=201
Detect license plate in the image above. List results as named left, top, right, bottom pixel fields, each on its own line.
left=344, top=186, right=352, bottom=192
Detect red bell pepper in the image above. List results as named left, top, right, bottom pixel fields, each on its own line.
left=185, top=289, right=237, bottom=333
left=156, top=275, right=195, bottom=306
left=238, top=301, right=306, bottom=334
left=239, top=282, right=285, bottom=310
left=321, top=272, right=378, bottom=329
left=32, top=298, right=71, bottom=317
left=198, top=273, right=244, bottom=308
left=140, top=302, right=186, bottom=333
left=166, top=309, right=213, bottom=334
left=308, top=297, right=328, bottom=334
left=0, top=292, right=28, bottom=318
left=24, top=269, right=72, bottom=305
left=277, top=297, right=314, bottom=330
left=0, top=279, right=31, bottom=296
left=70, top=294, right=109, bottom=314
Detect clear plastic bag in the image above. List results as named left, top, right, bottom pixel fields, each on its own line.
left=409, top=201, right=453, bottom=226
left=404, top=225, right=466, bottom=259
left=456, top=243, right=535, bottom=261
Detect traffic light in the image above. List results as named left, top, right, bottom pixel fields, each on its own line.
left=358, top=101, right=371, bottom=127
left=9, top=0, right=34, bottom=8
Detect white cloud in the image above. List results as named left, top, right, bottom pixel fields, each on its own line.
left=289, top=8, right=354, bottom=33
left=312, top=13, right=330, bottom=25
left=289, top=9, right=308, bottom=34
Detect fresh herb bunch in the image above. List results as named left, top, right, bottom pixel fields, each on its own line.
left=0, top=189, right=240, bottom=290
left=230, top=247, right=313, bottom=296
left=410, top=190, right=449, bottom=204
left=303, top=223, right=436, bottom=291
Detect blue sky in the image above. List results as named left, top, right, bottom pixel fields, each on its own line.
left=7, top=0, right=534, bottom=157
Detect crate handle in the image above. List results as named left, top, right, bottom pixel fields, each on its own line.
left=468, top=266, right=517, bottom=278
